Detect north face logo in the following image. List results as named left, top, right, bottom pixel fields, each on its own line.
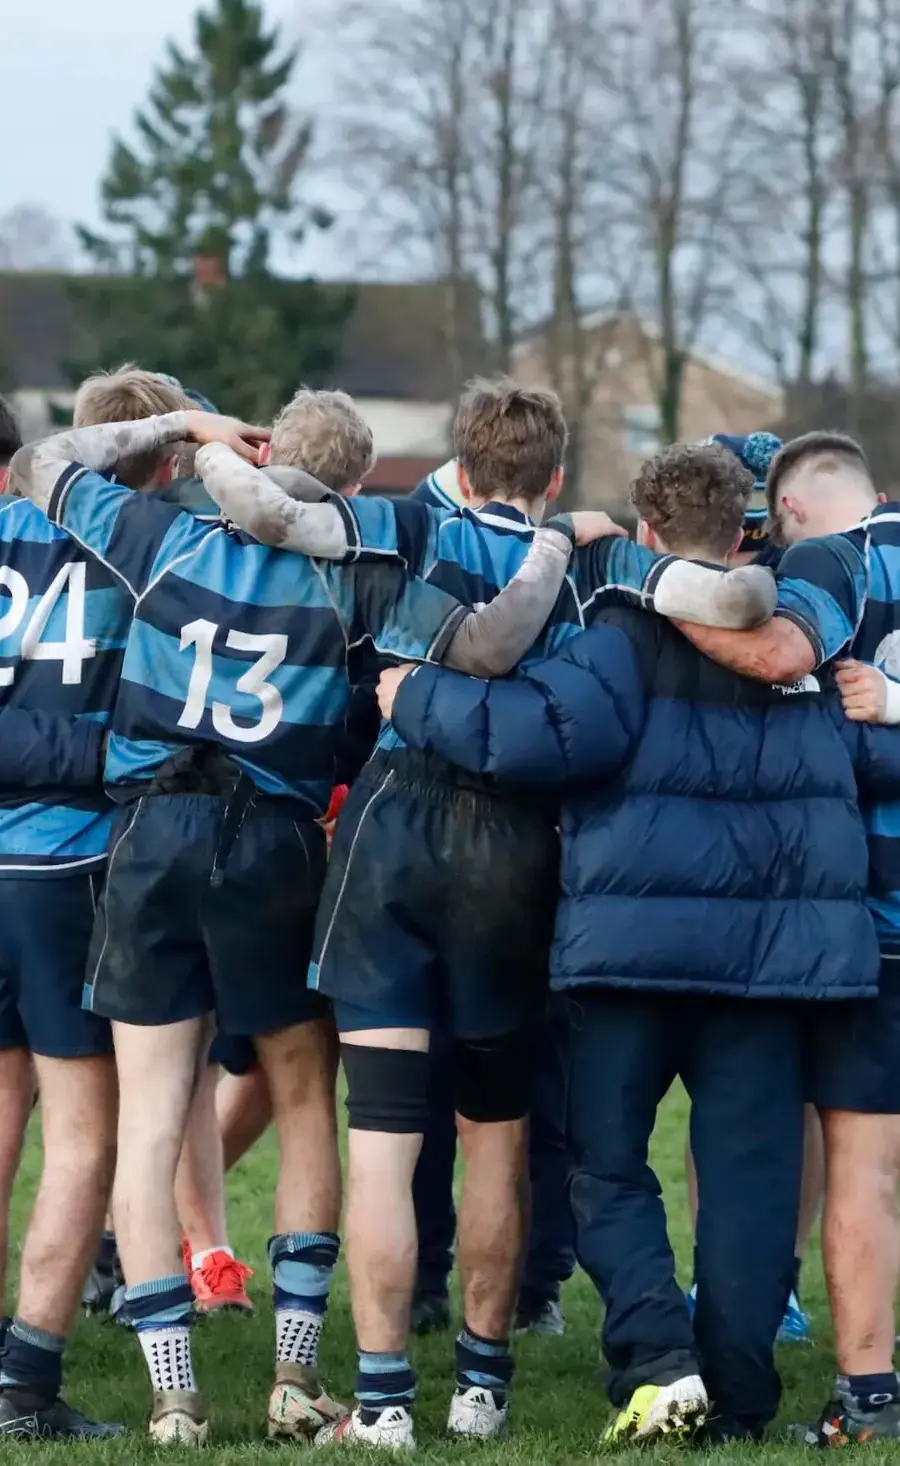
left=774, top=674, right=821, bottom=695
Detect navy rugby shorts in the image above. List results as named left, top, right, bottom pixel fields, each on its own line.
left=309, top=749, right=558, bottom=1040
left=808, top=957, right=900, bottom=1114
left=0, top=872, right=112, bottom=1058
left=85, top=792, right=328, bottom=1035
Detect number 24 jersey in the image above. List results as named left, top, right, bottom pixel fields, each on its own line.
left=0, top=496, right=131, bottom=872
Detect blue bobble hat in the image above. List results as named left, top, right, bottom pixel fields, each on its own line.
left=155, top=373, right=218, bottom=415
left=710, top=431, right=782, bottom=547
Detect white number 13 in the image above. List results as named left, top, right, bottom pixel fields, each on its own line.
left=177, top=617, right=288, bottom=744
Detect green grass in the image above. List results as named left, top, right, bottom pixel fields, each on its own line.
left=5, top=1086, right=847, bottom=1463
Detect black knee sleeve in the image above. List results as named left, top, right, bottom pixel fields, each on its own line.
left=340, top=1043, right=431, bottom=1133
left=454, top=1028, right=539, bottom=1123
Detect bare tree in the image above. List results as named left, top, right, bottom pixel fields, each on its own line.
left=864, top=0, right=900, bottom=368
left=322, top=0, right=482, bottom=391
left=825, top=0, right=872, bottom=419
left=328, top=0, right=549, bottom=381
left=537, top=0, right=623, bottom=496
left=727, top=0, right=836, bottom=387
left=595, top=0, right=756, bottom=441
left=463, top=2, right=549, bottom=370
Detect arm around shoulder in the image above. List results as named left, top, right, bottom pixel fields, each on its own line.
left=675, top=615, right=817, bottom=684
left=392, top=622, right=645, bottom=785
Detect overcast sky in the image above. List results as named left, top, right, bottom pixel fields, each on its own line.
left=1, top=0, right=355, bottom=275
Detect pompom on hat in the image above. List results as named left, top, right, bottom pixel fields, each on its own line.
left=707, top=431, right=782, bottom=548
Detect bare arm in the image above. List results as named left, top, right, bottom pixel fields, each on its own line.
left=442, top=525, right=574, bottom=677
left=673, top=617, right=817, bottom=683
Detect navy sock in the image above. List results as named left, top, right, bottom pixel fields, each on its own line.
left=455, top=1326, right=513, bottom=1405
left=0, top=1318, right=64, bottom=1400
left=355, top=1350, right=415, bottom=1424
left=519, top=1284, right=560, bottom=1309
left=845, top=1372, right=900, bottom=1411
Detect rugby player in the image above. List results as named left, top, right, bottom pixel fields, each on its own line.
left=680, top=430, right=822, bottom=1347
left=672, top=432, right=900, bottom=1443
left=0, top=373, right=198, bottom=1439
left=71, top=372, right=252, bottom=1325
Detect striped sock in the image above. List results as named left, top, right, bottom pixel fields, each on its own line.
left=126, top=1274, right=196, bottom=1395
left=356, top=1350, right=416, bottom=1425
left=269, top=1231, right=339, bottom=1371
left=0, top=1318, right=64, bottom=1400
left=455, top=1327, right=513, bottom=1405
left=845, top=1372, right=900, bottom=1412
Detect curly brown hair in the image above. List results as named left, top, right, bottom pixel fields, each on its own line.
left=631, top=442, right=754, bottom=557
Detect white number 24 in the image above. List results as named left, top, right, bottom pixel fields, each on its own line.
left=0, top=563, right=97, bottom=687
left=177, top=617, right=288, bottom=745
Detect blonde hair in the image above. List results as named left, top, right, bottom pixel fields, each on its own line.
left=269, top=389, right=375, bottom=491
left=74, top=364, right=191, bottom=489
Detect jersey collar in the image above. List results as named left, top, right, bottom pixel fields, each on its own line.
left=469, top=500, right=535, bottom=531
left=843, top=500, right=900, bottom=533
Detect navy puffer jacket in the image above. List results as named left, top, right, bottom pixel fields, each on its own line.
left=390, top=604, right=900, bottom=1002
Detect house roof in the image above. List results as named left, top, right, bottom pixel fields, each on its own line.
left=0, top=272, right=484, bottom=402
left=521, top=308, right=780, bottom=403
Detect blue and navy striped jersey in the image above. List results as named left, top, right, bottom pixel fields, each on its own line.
left=0, top=495, right=131, bottom=875
left=412, top=461, right=465, bottom=511
left=773, top=502, right=900, bottom=944
left=47, top=466, right=469, bottom=817
left=342, top=493, right=669, bottom=752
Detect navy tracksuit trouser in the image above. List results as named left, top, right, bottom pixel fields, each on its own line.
left=563, top=988, right=804, bottom=1439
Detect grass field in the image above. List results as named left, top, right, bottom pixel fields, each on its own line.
left=5, top=1085, right=846, bottom=1464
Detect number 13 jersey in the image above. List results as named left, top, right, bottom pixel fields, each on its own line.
left=46, top=465, right=468, bottom=819
left=0, top=496, right=131, bottom=872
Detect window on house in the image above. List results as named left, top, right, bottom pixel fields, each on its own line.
left=622, top=404, right=661, bottom=457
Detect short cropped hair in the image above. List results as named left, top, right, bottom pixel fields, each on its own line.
left=631, top=442, right=753, bottom=557
left=766, top=431, right=871, bottom=514
left=74, top=364, right=191, bottom=489
left=269, top=389, right=375, bottom=490
left=453, top=378, right=567, bottom=504
left=0, top=396, right=22, bottom=468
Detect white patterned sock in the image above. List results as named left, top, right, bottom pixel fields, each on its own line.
left=138, top=1326, right=197, bottom=1393
left=276, top=1309, right=324, bottom=1370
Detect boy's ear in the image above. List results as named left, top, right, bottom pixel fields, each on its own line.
left=457, top=462, right=475, bottom=502
left=156, top=455, right=175, bottom=488
left=726, top=529, right=744, bottom=563
left=546, top=466, right=564, bottom=504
